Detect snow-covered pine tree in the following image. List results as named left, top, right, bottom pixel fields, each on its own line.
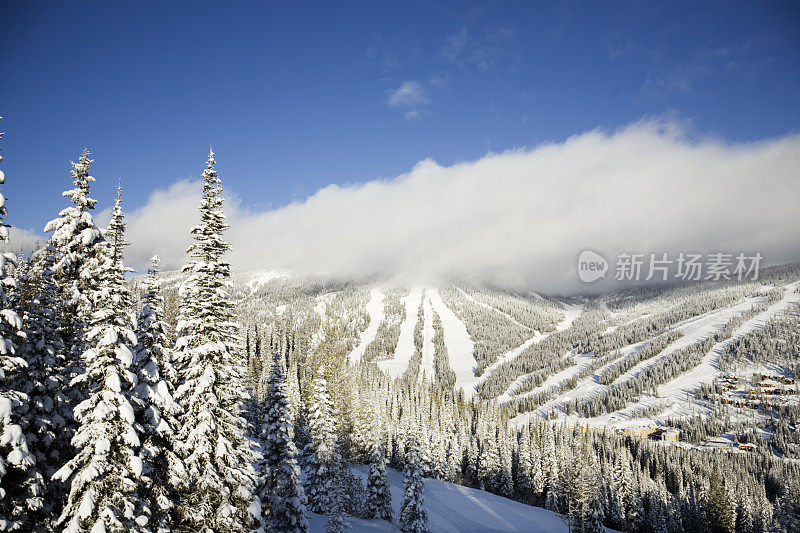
left=325, top=475, right=349, bottom=533
left=529, top=431, right=545, bottom=503
left=133, top=255, right=185, bottom=531
left=106, top=182, right=130, bottom=278
left=257, top=351, right=308, bottom=533
left=364, top=419, right=392, bottom=521
left=543, top=426, right=561, bottom=512
left=610, top=451, right=635, bottom=529
left=580, top=444, right=604, bottom=533
left=706, top=468, right=736, bottom=533
left=172, top=149, right=257, bottom=531
left=52, top=222, right=150, bottom=531
left=0, top=118, right=41, bottom=532
left=304, top=368, right=336, bottom=514
left=43, top=150, right=103, bottom=392
left=495, top=429, right=513, bottom=498
left=15, top=244, right=70, bottom=520
left=399, top=427, right=428, bottom=533
left=514, top=430, right=533, bottom=503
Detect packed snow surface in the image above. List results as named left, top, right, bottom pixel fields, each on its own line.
left=306, top=465, right=610, bottom=532
left=427, top=288, right=477, bottom=398
left=377, top=289, right=423, bottom=379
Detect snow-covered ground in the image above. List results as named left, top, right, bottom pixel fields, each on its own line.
left=500, top=352, right=596, bottom=405
left=454, top=285, right=532, bottom=331
left=307, top=465, right=604, bottom=533
left=509, top=283, right=800, bottom=428
left=595, top=282, right=800, bottom=426
left=240, top=269, right=290, bottom=290
left=490, top=304, right=584, bottom=401
left=377, top=289, right=423, bottom=379
left=427, top=288, right=477, bottom=399
left=418, top=294, right=436, bottom=383
left=348, top=288, right=386, bottom=365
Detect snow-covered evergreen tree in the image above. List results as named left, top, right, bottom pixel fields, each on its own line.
left=399, top=428, right=428, bottom=533
left=0, top=119, right=41, bottom=532
left=52, top=225, right=150, bottom=531
left=43, top=150, right=102, bottom=388
left=610, top=451, right=635, bottom=529
left=514, top=431, right=533, bottom=502
left=530, top=433, right=545, bottom=502
left=304, top=368, right=336, bottom=514
left=364, top=421, right=393, bottom=521
left=707, top=469, right=736, bottom=533
left=172, top=149, right=257, bottom=531
left=543, top=426, right=561, bottom=512
left=133, top=255, right=185, bottom=531
left=325, top=473, right=349, bottom=533
left=15, top=245, right=70, bottom=521
left=106, top=183, right=130, bottom=278
left=257, top=351, right=308, bottom=533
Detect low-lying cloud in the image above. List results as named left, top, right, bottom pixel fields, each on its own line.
left=40, top=121, right=800, bottom=293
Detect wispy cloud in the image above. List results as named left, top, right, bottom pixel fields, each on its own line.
left=116, top=120, right=800, bottom=294
left=440, top=27, right=516, bottom=74
left=387, top=81, right=429, bottom=120
left=642, top=38, right=774, bottom=97
left=387, top=81, right=429, bottom=108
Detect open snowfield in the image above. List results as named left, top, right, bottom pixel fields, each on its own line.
left=427, top=288, right=477, bottom=398
left=306, top=466, right=612, bottom=533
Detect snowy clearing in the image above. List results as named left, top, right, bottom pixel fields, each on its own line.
left=428, top=288, right=477, bottom=399
left=306, top=465, right=610, bottom=533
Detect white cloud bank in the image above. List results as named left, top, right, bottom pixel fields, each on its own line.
left=85, top=121, right=800, bottom=293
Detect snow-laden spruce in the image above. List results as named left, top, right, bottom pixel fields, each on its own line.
left=304, top=368, right=337, bottom=514
left=399, top=427, right=428, bottom=533
left=256, top=351, right=308, bottom=533
left=52, top=206, right=150, bottom=531
left=0, top=119, right=43, bottom=532
left=43, top=150, right=103, bottom=388
left=172, top=149, right=257, bottom=531
left=14, top=245, right=71, bottom=522
left=133, top=255, right=186, bottom=531
left=364, top=414, right=392, bottom=522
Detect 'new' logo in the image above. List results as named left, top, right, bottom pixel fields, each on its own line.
left=578, top=250, right=608, bottom=283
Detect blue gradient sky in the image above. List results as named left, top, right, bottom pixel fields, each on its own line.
left=2, top=1, right=799, bottom=235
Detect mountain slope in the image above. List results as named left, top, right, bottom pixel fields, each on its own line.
left=306, top=466, right=609, bottom=533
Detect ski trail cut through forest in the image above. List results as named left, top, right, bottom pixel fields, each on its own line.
left=596, top=282, right=800, bottom=426
left=490, top=303, right=585, bottom=400
left=427, top=288, right=477, bottom=399
left=419, top=293, right=436, bottom=384
left=347, top=288, right=385, bottom=364
left=453, top=285, right=532, bottom=330
left=377, top=288, right=423, bottom=379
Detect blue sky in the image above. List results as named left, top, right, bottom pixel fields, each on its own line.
left=1, top=0, right=799, bottom=237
